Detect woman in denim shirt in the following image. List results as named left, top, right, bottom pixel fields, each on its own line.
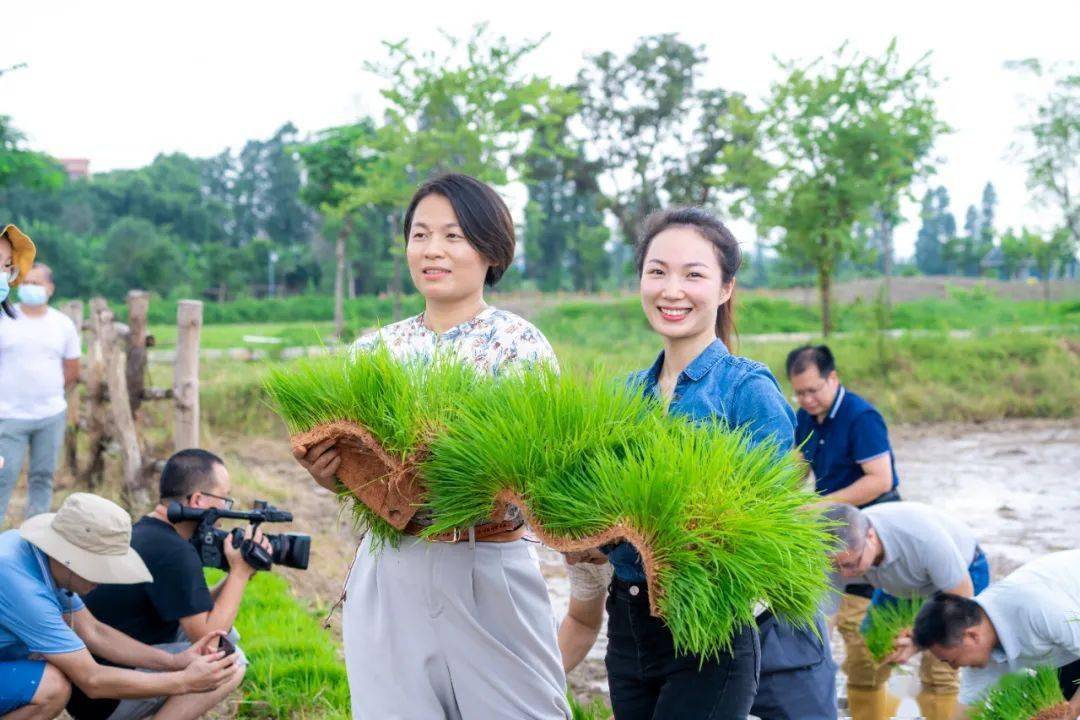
left=561, top=208, right=828, bottom=719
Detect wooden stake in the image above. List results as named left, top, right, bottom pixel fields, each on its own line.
left=125, top=290, right=150, bottom=415
left=78, top=298, right=109, bottom=489
left=100, top=313, right=145, bottom=504
left=173, top=300, right=202, bottom=451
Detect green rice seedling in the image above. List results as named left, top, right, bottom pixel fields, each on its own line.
left=265, top=351, right=835, bottom=657
left=862, top=596, right=927, bottom=662
left=567, top=692, right=613, bottom=720
left=970, top=666, right=1067, bottom=720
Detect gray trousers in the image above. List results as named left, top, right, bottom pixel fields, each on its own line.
left=0, top=410, right=66, bottom=525
left=343, top=535, right=570, bottom=720
left=751, top=612, right=837, bottom=720
left=106, top=629, right=246, bottom=720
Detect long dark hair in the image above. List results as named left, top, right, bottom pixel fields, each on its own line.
left=402, top=173, right=516, bottom=287
left=635, top=207, right=741, bottom=347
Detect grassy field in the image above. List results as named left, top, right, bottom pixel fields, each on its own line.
left=145, top=290, right=1080, bottom=350
left=206, top=570, right=350, bottom=719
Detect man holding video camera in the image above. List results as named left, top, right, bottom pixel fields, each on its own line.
left=66, top=449, right=269, bottom=720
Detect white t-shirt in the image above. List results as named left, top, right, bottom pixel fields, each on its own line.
left=0, top=305, right=82, bottom=420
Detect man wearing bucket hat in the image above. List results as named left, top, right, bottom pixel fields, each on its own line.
left=0, top=492, right=241, bottom=719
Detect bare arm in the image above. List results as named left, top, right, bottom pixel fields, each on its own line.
left=943, top=575, right=974, bottom=599
left=558, top=593, right=605, bottom=674
left=823, top=453, right=893, bottom=506
left=63, top=358, right=80, bottom=391
left=179, top=526, right=268, bottom=641
left=74, top=608, right=181, bottom=671
left=47, top=617, right=236, bottom=700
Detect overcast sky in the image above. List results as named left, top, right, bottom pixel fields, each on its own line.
left=3, top=0, right=1077, bottom=258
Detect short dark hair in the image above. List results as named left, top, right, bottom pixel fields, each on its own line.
left=913, top=592, right=984, bottom=648
left=634, top=207, right=742, bottom=348
left=786, top=344, right=836, bottom=378
left=402, top=173, right=515, bottom=286
left=160, top=449, right=225, bottom=502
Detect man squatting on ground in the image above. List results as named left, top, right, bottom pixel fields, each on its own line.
left=66, top=449, right=268, bottom=720
left=0, top=492, right=239, bottom=719
left=825, top=501, right=990, bottom=720
left=786, top=344, right=904, bottom=720
left=913, top=549, right=1080, bottom=719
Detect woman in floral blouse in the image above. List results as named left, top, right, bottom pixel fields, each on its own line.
left=294, top=173, right=570, bottom=720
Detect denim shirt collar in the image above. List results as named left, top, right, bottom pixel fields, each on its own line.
left=643, top=338, right=731, bottom=389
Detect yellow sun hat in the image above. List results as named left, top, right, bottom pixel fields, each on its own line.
left=1, top=224, right=36, bottom=286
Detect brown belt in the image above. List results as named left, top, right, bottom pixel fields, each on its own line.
left=403, top=519, right=526, bottom=543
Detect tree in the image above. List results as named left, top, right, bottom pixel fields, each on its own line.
left=1008, top=60, right=1079, bottom=248
left=299, top=121, right=383, bottom=337
left=575, top=35, right=743, bottom=245
left=998, top=228, right=1030, bottom=280
left=1026, top=228, right=1073, bottom=302
left=521, top=109, right=609, bottom=291
left=98, top=217, right=184, bottom=298
left=915, top=186, right=956, bottom=275
left=724, top=41, right=945, bottom=335
left=980, top=181, right=998, bottom=250
left=345, top=25, right=575, bottom=316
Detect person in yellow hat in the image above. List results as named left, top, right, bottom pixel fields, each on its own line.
left=0, top=492, right=242, bottom=719
left=0, top=224, right=36, bottom=319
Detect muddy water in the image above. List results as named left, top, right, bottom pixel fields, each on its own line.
left=548, top=418, right=1080, bottom=708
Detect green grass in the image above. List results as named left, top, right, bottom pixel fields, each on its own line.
left=149, top=322, right=336, bottom=350
left=970, top=666, right=1066, bottom=720
left=265, top=351, right=836, bottom=658
left=862, top=597, right=926, bottom=662
left=206, top=570, right=349, bottom=718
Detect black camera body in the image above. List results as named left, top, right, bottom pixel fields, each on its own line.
left=166, top=499, right=310, bottom=572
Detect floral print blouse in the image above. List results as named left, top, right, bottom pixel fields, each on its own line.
left=352, top=305, right=558, bottom=527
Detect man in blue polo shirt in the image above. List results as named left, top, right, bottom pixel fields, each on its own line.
left=787, top=344, right=901, bottom=720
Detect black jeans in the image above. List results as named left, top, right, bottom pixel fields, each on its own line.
left=1059, top=658, right=1080, bottom=702
left=605, top=578, right=760, bottom=720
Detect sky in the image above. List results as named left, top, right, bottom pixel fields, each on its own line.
left=3, top=0, right=1077, bottom=259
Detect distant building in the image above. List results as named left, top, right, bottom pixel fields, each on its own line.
left=58, top=158, right=90, bottom=180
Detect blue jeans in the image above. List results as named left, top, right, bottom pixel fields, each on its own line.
left=0, top=410, right=67, bottom=525
left=605, top=578, right=760, bottom=720
left=866, top=546, right=991, bottom=620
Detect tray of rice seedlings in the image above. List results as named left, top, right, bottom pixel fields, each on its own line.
left=970, top=666, right=1069, bottom=720
left=862, top=596, right=926, bottom=662
left=266, top=347, right=836, bottom=658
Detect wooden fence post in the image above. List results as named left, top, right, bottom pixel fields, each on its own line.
left=61, top=300, right=83, bottom=477
left=173, top=300, right=202, bottom=450
left=78, top=298, right=110, bottom=489
left=125, top=290, right=150, bottom=415
left=99, top=313, right=145, bottom=504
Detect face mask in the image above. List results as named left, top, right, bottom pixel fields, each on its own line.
left=17, top=284, right=48, bottom=306
left=0, top=275, right=8, bottom=305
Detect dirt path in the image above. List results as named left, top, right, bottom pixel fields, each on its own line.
left=212, top=418, right=1078, bottom=711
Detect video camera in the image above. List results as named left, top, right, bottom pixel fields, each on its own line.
left=166, top=499, right=310, bottom=572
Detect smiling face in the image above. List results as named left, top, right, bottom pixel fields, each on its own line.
left=639, top=226, right=732, bottom=344
left=406, top=193, right=492, bottom=305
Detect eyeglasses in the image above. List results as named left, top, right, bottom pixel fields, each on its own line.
left=791, top=381, right=828, bottom=400
left=189, top=491, right=234, bottom=510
